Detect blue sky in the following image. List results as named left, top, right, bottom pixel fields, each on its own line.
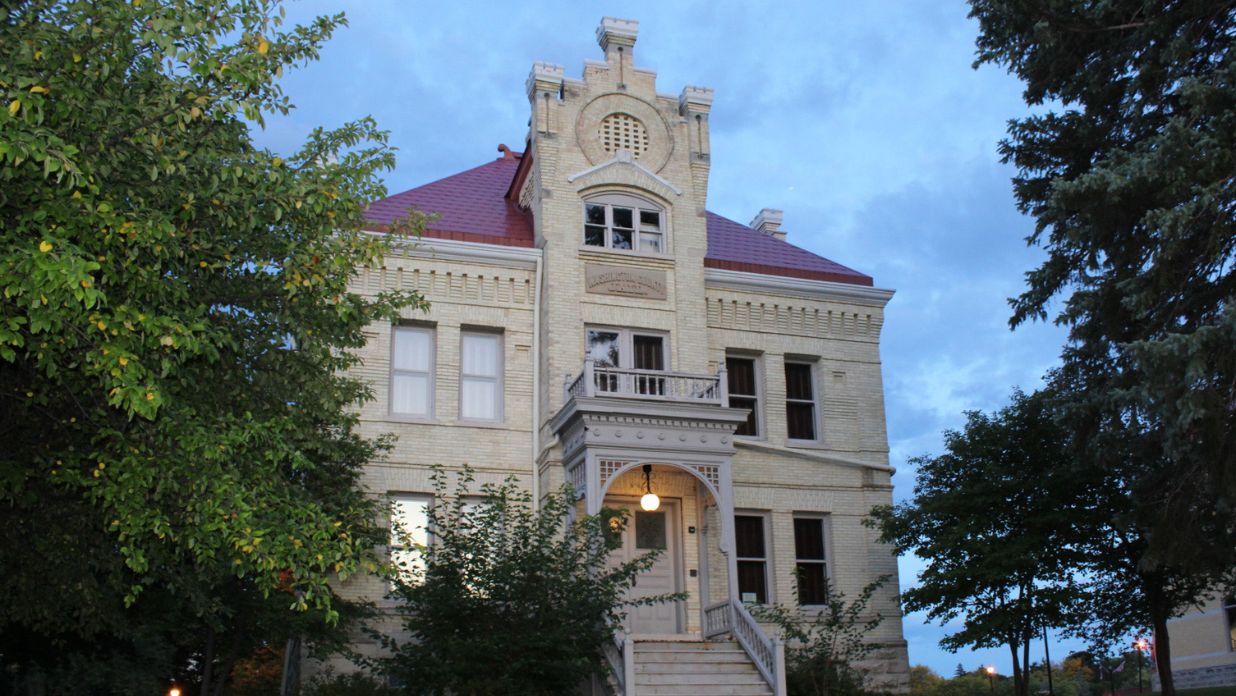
left=255, top=0, right=1079, bottom=676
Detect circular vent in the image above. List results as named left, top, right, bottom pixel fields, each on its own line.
left=599, top=113, right=649, bottom=159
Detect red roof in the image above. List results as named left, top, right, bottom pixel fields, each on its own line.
left=367, top=155, right=873, bottom=286
left=365, top=154, right=534, bottom=247
left=703, top=212, right=872, bottom=286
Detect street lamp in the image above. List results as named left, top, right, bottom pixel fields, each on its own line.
left=168, top=688, right=181, bottom=696
left=1134, top=638, right=1150, bottom=693
left=985, top=665, right=997, bottom=695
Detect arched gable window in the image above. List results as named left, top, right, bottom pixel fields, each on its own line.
left=583, top=193, right=665, bottom=254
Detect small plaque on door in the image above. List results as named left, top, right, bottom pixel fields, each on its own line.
left=635, top=511, right=666, bottom=550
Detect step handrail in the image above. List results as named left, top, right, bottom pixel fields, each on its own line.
left=704, top=599, right=787, bottom=696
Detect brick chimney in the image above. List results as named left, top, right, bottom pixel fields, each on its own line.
left=750, top=208, right=785, bottom=241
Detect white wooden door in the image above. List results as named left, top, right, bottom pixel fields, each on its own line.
left=614, top=500, right=682, bottom=634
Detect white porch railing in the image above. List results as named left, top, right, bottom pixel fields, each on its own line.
left=702, top=599, right=787, bottom=696
left=565, top=360, right=727, bottom=405
left=601, top=633, right=634, bottom=695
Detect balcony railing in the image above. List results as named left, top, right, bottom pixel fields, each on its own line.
left=564, top=360, right=728, bottom=405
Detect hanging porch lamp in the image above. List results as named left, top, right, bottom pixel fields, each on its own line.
left=640, top=464, right=661, bottom=512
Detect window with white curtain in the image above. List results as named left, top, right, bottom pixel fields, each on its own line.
left=460, top=330, right=502, bottom=421
left=391, top=325, right=434, bottom=418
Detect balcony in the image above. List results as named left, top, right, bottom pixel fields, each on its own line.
left=564, top=360, right=727, bottom=405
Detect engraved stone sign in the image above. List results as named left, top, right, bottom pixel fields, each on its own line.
left=585, top=263, right=667, bottom=300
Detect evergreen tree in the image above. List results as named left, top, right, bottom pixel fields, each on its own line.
left=966, top=5, right=1236, bottom=691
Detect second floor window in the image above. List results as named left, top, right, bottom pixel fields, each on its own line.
left=726, top=356, right=760, bottom=436
left=785, top=362, right=818, bottom=441
left=460, top=331, right=502, bottom=421
left=583, top=194, right=664, bottom=253
left=392, top=325, right=434, bottom=418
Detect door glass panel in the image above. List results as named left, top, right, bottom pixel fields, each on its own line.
left=635, top=511, right=666, bottom=550
left=633, top=335, right=664, bottom=371
left=586, top=330, right=621, bottom=367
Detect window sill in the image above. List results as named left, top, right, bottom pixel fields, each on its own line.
left=785, top=439, right=827, bottom=449
left=387, top=414, right=437, bottom=424
left=577, top=246, right=675, bottom=267
left=456, top=418, right=508, bottom=429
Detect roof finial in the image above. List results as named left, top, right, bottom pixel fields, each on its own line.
left=498, top=143, right=515, bottom=160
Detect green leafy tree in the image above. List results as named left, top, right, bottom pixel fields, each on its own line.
left=967, top=0, right=1236, bottom=608
left=381, top=471, right=675, bottom=695
left=871, top=390, right=1084, bottom=696
left=911, top=665, right=946, bottom=696
left=756, top=575, right=888, bottom=696
left=0, top=0, right=424, bottom=691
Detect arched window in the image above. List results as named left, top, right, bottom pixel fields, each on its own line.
left=583, top=193, right=665, bottom=254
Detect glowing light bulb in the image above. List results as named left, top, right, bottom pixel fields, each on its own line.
left=640, top=492, right=661, bottom=512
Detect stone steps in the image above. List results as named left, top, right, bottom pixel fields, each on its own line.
left=630, top=639, right=773, bottom=696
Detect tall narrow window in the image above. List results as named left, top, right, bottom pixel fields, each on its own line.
left=460, top=331, right=502, bottom=421
left=735, top=514, right=769, bottom=604
left=794, top=516, right=830, bottom=605
left=391, top=326, right=434, bottom=418
left=390, top=494, right=431, bottom=584
left=785, top=362, right=818, bottom=441
left=727, top=356, right=760, bottom=436
left=583, top=194, right=664, bottom=254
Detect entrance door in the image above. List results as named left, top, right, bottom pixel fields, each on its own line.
left=611, top=500, right=682, bottom=634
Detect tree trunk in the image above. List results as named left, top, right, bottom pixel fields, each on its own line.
left=1151, top=603, right=1175, bottom=696
left=202, top=628, right=216, bottom=695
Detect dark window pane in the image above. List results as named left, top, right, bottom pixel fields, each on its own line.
left=796, top=563, right=828, bottom=604
left=585, top=225, right=606, bottom=247
left=735, top=516, right=765, bottom=558
left=640, top=210, right=661, bottom=229
left=612, top=207, right=634, bottom=228
left=794, top=518, right=825, bottom=560
left=586, top=204, right=606, bottom=225
left=787, top=402, right=816, bottom=440
left=635, top=511, right=666, bottom=550
left=730, top=396, right=758, bottom=436
left=611, top=228, right=633, bottom=249
left=738, top=561, right=767, bottom=604
left=785, top=363, right=814, bottom=400
left=633, top=335, right=664, bottom=371
left=726, top=357, right=756, bottom=396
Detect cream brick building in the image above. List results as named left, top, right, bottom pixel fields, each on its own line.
left=336, top=17, right=910, bottom=694
left=1153, top=593, right=1236, bottom=690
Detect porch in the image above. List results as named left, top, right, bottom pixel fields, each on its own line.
left=552, top=362, right=787, bottom=696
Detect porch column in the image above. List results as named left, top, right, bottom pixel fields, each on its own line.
left=584, top=452, right=602, bottom=515
left=717, top=462, right=739, bottom=603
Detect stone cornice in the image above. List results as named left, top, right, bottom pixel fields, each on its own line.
left=374, top=233, right=543, bottom=271
left=567, top=151, right=683, bottom=196
left=735, top=438, right=895, bottom=473
left=705, top=268, right=895, bottom=307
